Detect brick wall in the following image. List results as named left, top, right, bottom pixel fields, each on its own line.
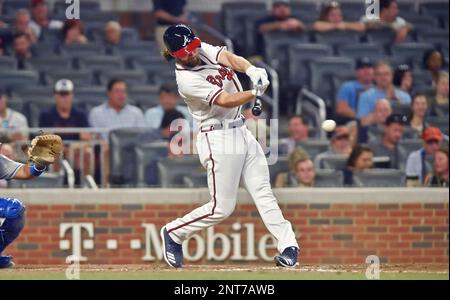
left=5, top=192, right=448, bottom=265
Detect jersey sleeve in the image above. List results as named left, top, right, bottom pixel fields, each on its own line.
left=0, top=155, right=23, bottom=180
left=200, top=42, right=226, bottom=65
left=178, top=75, right=224, bottom=106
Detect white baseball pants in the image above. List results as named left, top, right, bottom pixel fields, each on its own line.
left=166, top=126, right=299, bottom=253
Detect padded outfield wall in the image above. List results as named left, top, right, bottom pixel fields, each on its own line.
left=1, top=188, right=448, bottom=265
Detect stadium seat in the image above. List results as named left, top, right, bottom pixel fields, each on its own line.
left=313, top=30, right=362, bottom=48
left=61, top=43, right=105, bottom=58
left=31, top=42, right=60, bottom=57
left=352, top=169, right=405, bottom=187
left=6, top=98, right=24, bottom=112
left=0, top=70, right=40, bottom=90
left=428, top=116, right=449, bottom=135
left=308, top=56, right=355, bottom=105
left=77, top=55, right=125, bottom=73
left=73, top=86, right=106, bottom=111
left=0, top=56, right=16, bottom=70
left=287, top=43, right=333, bottom=88
left=109, top=128, right=150, bottom=185
left=1, top=0, right=31, bottom=15
left=263, top=31, right=308, bottom=72
left=7, top=171, right=65, bottom=188
left=419, top=1, right=449, bottom=20
left=335, top=44, right=384, bottom=60
left=314, top=169, right=344, bottom=187
left=290, top=2, right=319, bottom=24
left=321, top=154, right=348, bottom=170
left=129, top=56, right=172, bottom=71
left=98, top=70, right=147, bottom=86
left=11, top=86, right=53, bottom=100
left=182, top=173, right=208, bottom=188
left=408, top=15, right=440, bottom=33
left=365, top=28, right=397, bottom=47
left=134, top=142, right=169, bottom=187
left=268, top=157, right=288, bottom=185
left=221, top=2, right=267, bottom=56
left=157, top=156, right=205, bottom=188
left=390, top=102, right=411, bottom=117
left=412, top=69, right=433, bottom=87
left=298, top=140, right=330, bottom=160
left=45, top=69, right=96, bottom=86
left=128, top=85, right=161, bottom=111
left=26, top=56, right=73, bottom=73
left=39, top=28, right=63, bottom=43
left=118, top=41, right=160, bottom=60
left=390, top=43, right=435, bottom=66
left=417, top=30, right=449, bottom=48
left=434, top=104, right=449, bottom=118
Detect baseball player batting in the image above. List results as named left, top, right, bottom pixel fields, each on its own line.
left=160, top=24, right=299, bottom=268
left=0, top=134, right=62, bottom=268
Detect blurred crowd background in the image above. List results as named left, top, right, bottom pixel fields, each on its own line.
left=0, top=0, right=448, bottom=189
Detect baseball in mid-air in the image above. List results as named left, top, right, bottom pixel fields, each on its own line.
left=321, top=119, right=337, bottom=132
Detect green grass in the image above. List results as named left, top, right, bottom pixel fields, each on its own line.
left=0, top=271, right=448, bottom=280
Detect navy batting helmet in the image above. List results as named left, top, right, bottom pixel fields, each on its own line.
left=163, top=24, right=201, bottom=58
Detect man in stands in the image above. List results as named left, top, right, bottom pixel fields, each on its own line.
left=280, top=115, right=309, bottom=156
left=369, top=113, right=406, bottom=169
left=255, top=0, right=305, bottom=56
left=406, top=127, right=444, bottom=185
left=29, top=0, right=63, bottom=39
left=357, top=61, right=411, bottom=125
left=336, top=57, right=374, bottom=124
left=362, top=0, right=412, bottom=43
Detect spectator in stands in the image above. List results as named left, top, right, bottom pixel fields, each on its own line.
left=336, top=57, right=374, bottom=123
left=423, top=49, right=445, bottom=86
left=0, top=9, right=37, bottom=48
left=144, top=83, right=190, bottom=130
left=29, top=0, right=63, bottom=39
left=62, top=20, right=87, bottom=45
left=0, top=88, right=28, bottom=141
left=242, top=104, right=268, bottom=139
left=312, top=1, right=366, bottom=32
left=39, top=79, right=90, bottom=141
left=408, top=93, right=429, bottom=136
left=315, top=126, right=353, bottom=168
left=12, top=33, right=33, bottom=68
left=356, top=98, right=392, bottom=144
left=89, top=79, right=145, bottom=139
left=280, top=115, right=309, bottom=155
left=362, top=0, right=412, bottom=43
left=369, top=113, right=407, bottom=169
left=343, top=145, right=374, bottom=186
left=153, top=0, right=189, bottom=51
left=103, top=21, right=122, bottom=47
left=424, top=147, right=449, bottom=187
left=255, top=0, right=305, bottom=56
left=429, top=72, right=449, bottom=115
left=406, top=127, right=443, bottom=185
left=357, top=61, right=411, bottom=126
left=275, top=148, right=315, bottom=187
left=393, top=64, right=413, bottom=96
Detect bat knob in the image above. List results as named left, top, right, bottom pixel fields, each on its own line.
left=252, top=103, right=262, bottom=116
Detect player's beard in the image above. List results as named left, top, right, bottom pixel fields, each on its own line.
left=179, top=56, right=201, bottom=68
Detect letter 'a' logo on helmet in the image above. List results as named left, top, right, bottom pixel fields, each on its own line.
left=164, top=24, right=201, bottom=58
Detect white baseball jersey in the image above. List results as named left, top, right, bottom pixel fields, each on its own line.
left=175, top=42, right=243, bottom=127
left=165, top=42, right=299, bottom=256
left=0, top=155, right=22, bottom=180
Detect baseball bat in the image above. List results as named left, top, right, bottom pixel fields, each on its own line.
left=252, top=79, right=263, bottom=117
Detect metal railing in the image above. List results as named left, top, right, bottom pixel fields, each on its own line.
left=297, top=88, right=327, bottom=139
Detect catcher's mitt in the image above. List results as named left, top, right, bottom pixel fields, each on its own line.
left=27, top=134, right=63, bottom=167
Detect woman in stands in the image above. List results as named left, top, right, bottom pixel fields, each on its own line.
left=275, top=149, right=315, bottom=187
left=422, top=49, right=445, bottom=86
left=393, top=64, right=413, bottom=96
left=407, top=93, right=429, bottom=136
left=343, top=145, right=374, bottom=186
left=62, top=19, right=88, bottom=45
left=428, top=72, right=449, bottom=116
left=425, top=147, right=449, bottom=187
left=312, top=1, right=366, bottom=33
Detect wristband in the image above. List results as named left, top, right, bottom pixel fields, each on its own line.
left=29, top=164, right=47, bottom=177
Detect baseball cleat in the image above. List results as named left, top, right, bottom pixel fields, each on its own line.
left=274, top=247, right=299, bottom=268
left=160, top=226, right=183, bottom=268
left=0, top=255, right=15, bottom=269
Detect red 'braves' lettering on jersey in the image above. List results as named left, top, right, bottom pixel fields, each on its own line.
left=206, top=66, right=235, bottom=88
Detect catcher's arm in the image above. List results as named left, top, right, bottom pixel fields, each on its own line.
left=13, top=165, right=36, bottom=180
